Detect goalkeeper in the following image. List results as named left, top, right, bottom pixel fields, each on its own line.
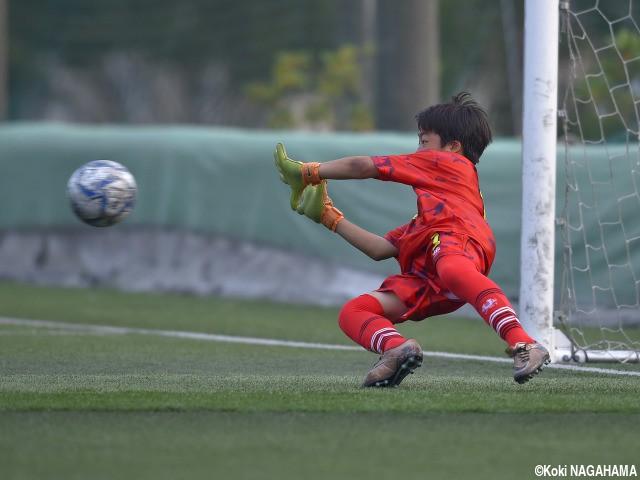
left=274, top=92, right=550, bottom=387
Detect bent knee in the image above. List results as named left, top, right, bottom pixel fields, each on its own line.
left=338, top=294, right=385, bottom=328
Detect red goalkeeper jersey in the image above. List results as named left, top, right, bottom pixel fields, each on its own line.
left=372, top=151, right=496, bottom=274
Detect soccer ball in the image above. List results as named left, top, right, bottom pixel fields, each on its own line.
left=67, top=160, right=137, bottom=227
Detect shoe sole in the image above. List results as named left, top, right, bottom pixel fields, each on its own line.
left=365, top=354, right=423, bottom=388
left=515, top=357, right=551, bottom=384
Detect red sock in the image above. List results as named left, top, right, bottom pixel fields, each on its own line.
left=436, top=255, right=535, bottom=346
left=338, top=294, right=407, bottom=353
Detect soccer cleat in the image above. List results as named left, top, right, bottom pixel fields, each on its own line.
left=362, top=339, right=423, bottom=388
left=505, top=342, right=551, bottom=384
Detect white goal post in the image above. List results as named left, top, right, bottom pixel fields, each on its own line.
left=520, top=0, right=560, bottom=360
left=520, top=0, right=640, bottom=363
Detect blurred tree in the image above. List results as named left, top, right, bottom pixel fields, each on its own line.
left=439, top=0, right=524, bottom=136
left=0, top=0, right=6, bottom=120
left=246, top=45, right=374, bottom=131
left=7, top=0, right=342, bottom=122
left=7, top=0, right=623, bottom=134
left=500, top=0, right=522, bottom=134
left=375, top=0, right=440, bottom=130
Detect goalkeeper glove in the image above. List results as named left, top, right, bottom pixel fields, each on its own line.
left=296, top=180, right=344, bottom=232
left=274, top=143, right=322, bottom=210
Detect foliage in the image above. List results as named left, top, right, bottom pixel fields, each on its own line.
left=246, top=44, right=374, bottom=131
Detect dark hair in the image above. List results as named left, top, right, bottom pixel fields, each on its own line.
left=415, top=92, right=492, bottom=164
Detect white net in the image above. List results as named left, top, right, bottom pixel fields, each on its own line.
left=558, top=0, right=640, bottom=361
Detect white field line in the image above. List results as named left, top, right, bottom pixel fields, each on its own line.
left=1, top=316, right=639, bottom=377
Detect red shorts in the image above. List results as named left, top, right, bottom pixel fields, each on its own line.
left=376, top=231, right=492, bottom=322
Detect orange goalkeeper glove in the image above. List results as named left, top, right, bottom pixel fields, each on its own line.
left=296, top=180, right=344, bottom=232
left=274, top=143, right=322, bottom=210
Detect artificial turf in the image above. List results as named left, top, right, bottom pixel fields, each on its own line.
left=0, top=282, right=638, bottom=480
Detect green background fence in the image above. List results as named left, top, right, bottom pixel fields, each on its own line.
left=0, top=123, right=632, bottom=309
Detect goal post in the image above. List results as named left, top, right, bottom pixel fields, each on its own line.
left=521, top=0, right=640, bottom=363
left=520, top=0, right=560, bottom=360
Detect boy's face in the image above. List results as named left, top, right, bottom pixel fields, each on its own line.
left=417, top=130, right=462, bottom=155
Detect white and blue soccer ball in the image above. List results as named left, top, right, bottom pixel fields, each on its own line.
left=67, top=160, right=137, bottom=227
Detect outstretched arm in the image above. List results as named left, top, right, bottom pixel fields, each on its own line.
left=295, top=181, right=397, bottom=261
left=274, top=143, right=378, bottom=210
left=318, top=156, right=379, bottom=180
left=335, top=218, right=398, bottom=261
left=274, top=143, right=395, bottom=260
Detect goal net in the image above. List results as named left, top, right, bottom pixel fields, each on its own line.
left=556, top=0, right=640, bottom=362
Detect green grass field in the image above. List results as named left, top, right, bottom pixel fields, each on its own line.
left=1, top=281, right=639, bottom=480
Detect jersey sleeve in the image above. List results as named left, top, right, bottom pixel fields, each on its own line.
left=383, top=221, right=412, bottom=249
left=371, top=153, right=434, bottom=187
left=371, top=155, right=399, bottom=182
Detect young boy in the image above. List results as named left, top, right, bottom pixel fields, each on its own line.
left=274, top=92, right=550, bottom=387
